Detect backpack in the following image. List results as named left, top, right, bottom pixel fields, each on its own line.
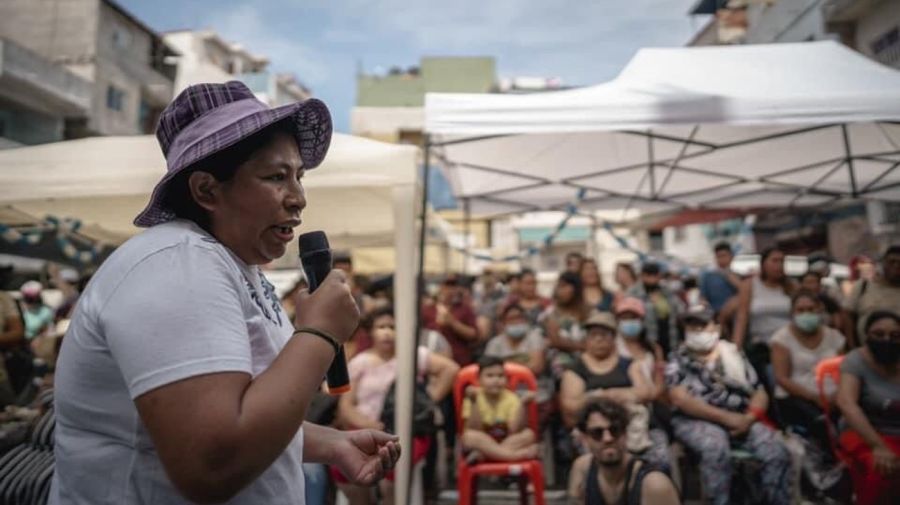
left=380, top=380, right=437, bottom=437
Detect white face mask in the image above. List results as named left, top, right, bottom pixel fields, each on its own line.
left=685, top=330, right=719, bottom=352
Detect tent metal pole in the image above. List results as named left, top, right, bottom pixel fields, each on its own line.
left=647, top=129, right=656, bottom=198
left=862, top=160, right=900, bottom=192
left=408, top=135, right=432, bottom=505
left=430, top=133, right=514, bottom=147
left=463, top=198, right=471, bottom=274
left=841, top=124, right=859, bottom=197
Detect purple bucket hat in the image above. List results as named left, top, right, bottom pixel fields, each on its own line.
left=134, top=80, right=332, bottom=227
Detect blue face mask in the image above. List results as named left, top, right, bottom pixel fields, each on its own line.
left=618, top=320, right=643, bottom=339
left=794, top=313, right=821, bottom=333
left=505, top=323, right=530, bottom=340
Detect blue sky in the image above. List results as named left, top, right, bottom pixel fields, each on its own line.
left=119, top=0, right=705, bottom=132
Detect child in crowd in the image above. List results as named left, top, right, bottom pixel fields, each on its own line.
left=462, top=356, right=539, bottom=463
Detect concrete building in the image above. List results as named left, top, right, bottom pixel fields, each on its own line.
left=352, top=57, right=496, bottom=144
left=0, top=37, right=92, bottom=146
left=0, top=0, right=177, bottom=138
left=689, top=0, right=900, bottom=71
left=682, top=0, right=900, bottom=261
left=163, top=29, right=311, bottom=107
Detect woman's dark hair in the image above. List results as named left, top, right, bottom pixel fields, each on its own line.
left=555, top=271, right=584, bottom=308
left=362, top=306, right=394, bottom=331
left=864, top=310, right=900, bottom=335
left=800, top=271, right=822, bottom=283
left=791, top=290, right=822, bottom=309
left=577, top=398, right=630, bottom=434
left=759, top=247, right=783, bottom=281
left=500, top=303, right=525, bottom=320
left=477, top=355, right=505, bottom=374
left=162, top=119, right=296, bottom=230
left=714, top=242, right=733, bottom=254
left=616, top=262, right=637, bottom=284
left=520, top=268, right=536, bottom=280
left=759, top=246, right=794, bottom=294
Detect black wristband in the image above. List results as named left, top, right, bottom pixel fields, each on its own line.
left=294, top=326, right=340, bottom=355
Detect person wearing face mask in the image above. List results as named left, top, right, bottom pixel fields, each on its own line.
left=613, top=297, right=673, bottom=474
left=770, top=291, right=845, bottom=450
left=835, top=310, right=900, bottom=505
left=484, top=304, right=546, bottom=377
left=627, top=262, right=684, bottom=357
left=337, top=307, right=460, bottom=505
left=665, top=305, right=791, bottom=505
left=615, top=297, right=665, bottom=399
left=19, top=281, right=54, bottom=341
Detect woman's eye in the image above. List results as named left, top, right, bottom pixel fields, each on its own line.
left=267, top=174, right=286, bottom=181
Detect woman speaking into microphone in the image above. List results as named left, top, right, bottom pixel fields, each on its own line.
left=49, top=81, right=400, bottom=505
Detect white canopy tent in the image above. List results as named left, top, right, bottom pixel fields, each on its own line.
left=425, top=41, right=900, bottom=220
left=0, top=133, right=424, bottom=501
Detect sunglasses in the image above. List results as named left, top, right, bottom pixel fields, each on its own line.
left=585, top=424, right=624, bottom=441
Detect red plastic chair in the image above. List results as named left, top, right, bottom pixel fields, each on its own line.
left=815, top=355, right=847, bottom=463
left=453, top=362, right=545, bottom=505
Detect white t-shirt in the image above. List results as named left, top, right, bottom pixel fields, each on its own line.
left=50, top=220, right=304, bottom=505
left=770, top=324, right=845, bottom=399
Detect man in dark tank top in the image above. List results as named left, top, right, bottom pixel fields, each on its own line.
left=568, top=399, right=679, bottom=505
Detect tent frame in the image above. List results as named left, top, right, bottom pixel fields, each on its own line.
left=425, top=122, right=900, bottom=222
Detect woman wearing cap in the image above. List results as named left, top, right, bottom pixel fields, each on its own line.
left=665, top=306, right=791, bottom=505
left=560, top=312, right=653, bottom=427
left=560, top=312, right=656, bottom=471
left=50, top=82, right=400, bottom=505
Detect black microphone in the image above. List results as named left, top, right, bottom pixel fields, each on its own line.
left=298, top=231, right=350, bottom=395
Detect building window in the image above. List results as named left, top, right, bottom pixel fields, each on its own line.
left=649, top=231, right=664, bottom=252
left=871, top=26, right=900, bottom=67
left=106, top=86, right=125, bottom=111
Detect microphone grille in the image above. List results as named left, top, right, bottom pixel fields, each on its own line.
left=298, top=231, right=329, bottom=255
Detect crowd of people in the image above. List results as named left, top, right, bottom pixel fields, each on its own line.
left=1, top=243, right=898, bottom=504
left=298, top=244, right=899, bottom=504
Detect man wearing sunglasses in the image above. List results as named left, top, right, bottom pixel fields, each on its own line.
left=567, top=399, right=679, bottom=505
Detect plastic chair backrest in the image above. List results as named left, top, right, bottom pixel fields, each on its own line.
left=815, top=355, right=844, bottom=418
left=453, top=362, right=539, bottom=436
left=815, top=355, right=845, bottom=460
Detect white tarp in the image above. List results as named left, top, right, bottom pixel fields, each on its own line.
left=425, top=41, right=900, bottom=217
left=0, top=133, right=422, bottom=247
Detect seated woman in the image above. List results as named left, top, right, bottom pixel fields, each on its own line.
left=835, top=310, right=900, bottom=505
left=542, top=271, right=590, bottom=380
left=461, top=356, right=540, bottom=463
left=560, top=312, right=661, bottom=470
left=335, top=307, right=460, bottom=505
left=770, top=290, right=845, bottom=448
left=614, top=297, right=673, bottom=472
left=484, top=303, right=546, bottom=377
left=666, top=305, right=791, bottom=505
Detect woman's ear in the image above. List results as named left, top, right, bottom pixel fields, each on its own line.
left=187, top=171, right=220, bottom=212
